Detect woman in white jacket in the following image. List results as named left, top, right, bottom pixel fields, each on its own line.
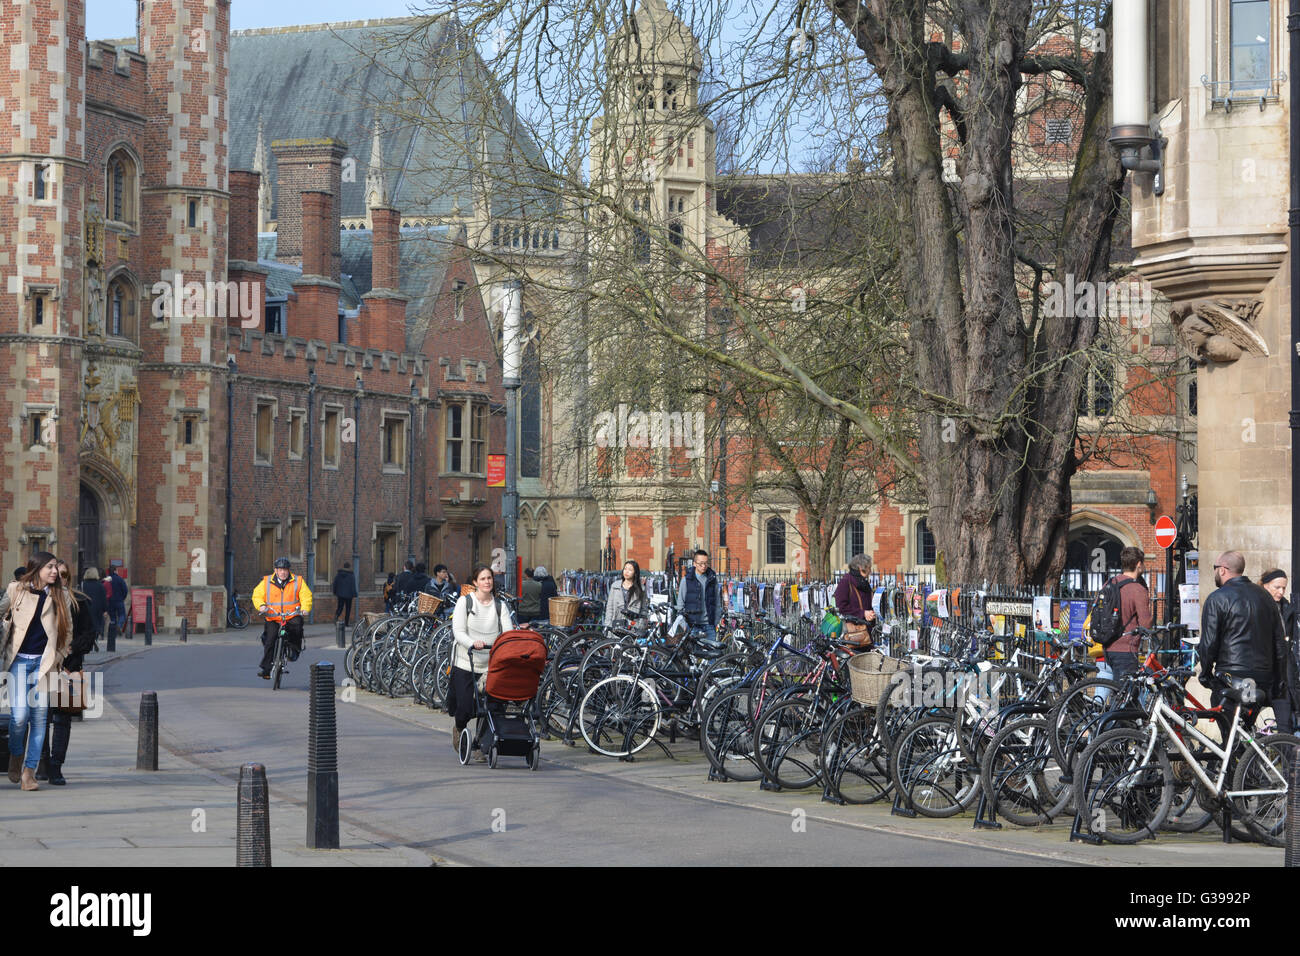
left=448, top=564, right=515, bottom=760
left=604, top=560, right=647, bottom=629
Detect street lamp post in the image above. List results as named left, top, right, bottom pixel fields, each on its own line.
left=502, top=280, right=523, bottom=595
left=305, top=366, right=316, bottom=623
left=1289, top=1, right=1300, bottom=601
left=225, top=356, right=236, bottom=614
left=408, top=379, right=418, bottom=567
left=353, top=374, right=362, bottom=601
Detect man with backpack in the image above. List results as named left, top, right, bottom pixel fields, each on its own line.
left=1091, top=546, right=1152, bottom=682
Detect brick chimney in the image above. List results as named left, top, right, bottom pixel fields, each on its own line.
left=361, top=206, right=407, bottom=352
left=301, top=191, right=332, bottom=279
left=226, top=169, right=266, bottom=331
left=269, top=137, right=346, bottom=279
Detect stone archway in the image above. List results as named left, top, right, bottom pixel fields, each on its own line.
left=1063, top=511, right=1141, bottom=595
left=79, top=457, right=131, bottom=578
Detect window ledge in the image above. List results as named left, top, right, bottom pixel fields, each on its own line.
left=382, top=465, right=406, bottom=475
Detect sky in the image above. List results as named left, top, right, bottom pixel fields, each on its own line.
left=86, top=0, right=426, bottom=40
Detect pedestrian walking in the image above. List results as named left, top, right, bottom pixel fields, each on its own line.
left=0, top=552, right=73, bottom=791
left=105, top=567, right=129, bottom=635
left=447, top=564, right=516, bottom=761
left=1097, top=546, right=1152, bottom=683
left=332, top=562, right=358, bottom=628
left=1259, top=568, right=1298, bottom=733
left=80, top=567, right=108, bottom=643
left=834, top=553, right=878, bottom=646
left=675, top=550, right=720, bottom=641
left=604, top=560, right=647, bottom=628
left=36, top=562, right=98, bottom=786
left=518, top=568, right=542, bottom=623
left=533, top=566, right=558, bottom=625
left=1200, top=551, right=1289, bottom=734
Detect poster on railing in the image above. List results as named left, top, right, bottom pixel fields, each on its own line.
left=1063, top=600, right=1090, bottom=644
left=1179, top=583, right=1201, bottom=630
left=1032, top=595, right=1053, bottom=634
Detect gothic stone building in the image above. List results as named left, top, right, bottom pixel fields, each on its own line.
left=0, top=0, right=504, bottom=630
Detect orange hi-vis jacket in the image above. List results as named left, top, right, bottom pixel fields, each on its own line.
left=252, top=573, right=313, bottom=623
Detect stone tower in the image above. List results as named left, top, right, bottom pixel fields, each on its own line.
left=0, top=0, right=88, bottom=563
left=135, top=0, right=231, bottom=628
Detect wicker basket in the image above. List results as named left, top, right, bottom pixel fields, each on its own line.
left=549, top=595, right=583, bottom=627
left=848, top=651, right=904, bottom=706
left=363, top=611, right=388, bottom=628
left=416, top=592, right=443, bottom=615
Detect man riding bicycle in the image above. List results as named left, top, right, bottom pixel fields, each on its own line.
left=253, top=557, right=313, bottom=679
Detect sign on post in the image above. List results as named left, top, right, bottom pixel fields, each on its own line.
left=487, top=454, right=505, bottom=488
left=1154, top=515, right=1177, bottom=549
left=132, top=589, right=156, bottom=632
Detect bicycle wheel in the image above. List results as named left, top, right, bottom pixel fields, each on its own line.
left=821, top=706, right=892, bottom=804
left=754, top=696, right=827, bottom=791
left=957, top=666, right=1037, bottom=767
left=979, top=718, right=1071, bottom=826
left=693, top=651, right=759, bottom=723
left=890, top=714, right=980, bottom=817
left=575, top=636, right=627, bottom=699
left=748, top=649, right=818, bottom=711
left=578, top=675, right=660, bottom=758
left=228, top=604, right=247, bottom=629
left=1072, top=726, right=1172, bottom=844
left=1047, top=677, right=1123, bottom=775
left=701, top=686, right=762, bottom=782
left=1232, top=731, right=1300, bottom=847
left=271, top=637, right=285, bottom=690
left=1162, top=755, right=1213, bottom=832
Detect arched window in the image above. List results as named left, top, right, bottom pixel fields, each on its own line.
left=105, top=274, right=138, bottom=341
left=662, top=79, right=678, bottom=110
left=634, top=77, right=654, bottom=111
left=633, top=225, right=650, bottom=264
left=105, top=148, right=138, bottom=226
left=1063, top=526, right=1125, bottom=594
left=844, top=518, right=865, bottom=565
left=668, top=220, right=684, bottom=249
left=766, top=516, right=787, bottom=565
left=915, top=518, right=936, bottom=565
left=520, top=331, right=541, bottom=479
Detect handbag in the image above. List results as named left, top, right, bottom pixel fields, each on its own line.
left=53, top=669, right=88, bottom=714
left=841, top=580, right=874, bottom=645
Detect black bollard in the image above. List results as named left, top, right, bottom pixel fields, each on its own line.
left=136, top=692, right=158, bottom=770
left=236, top=763, right=272, bottom=867
left=180, top=618, right=188, bottom=643
left=306, top=661, right=340, bottom=849
left=335, top=620, right=345, bottom=648
left=106, top=616, right=116, bottom=653
left=1287, top=754, right=1300, bottom=866
left=144, top=597, right=153, bottom=646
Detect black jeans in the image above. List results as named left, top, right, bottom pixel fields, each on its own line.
left=334, top=597, right=353, bottom=626
left=259, top=617, right=304, bottom=672
left=1103, top=650, right=1140, bottom=683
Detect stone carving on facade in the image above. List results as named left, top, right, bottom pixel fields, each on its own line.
left=79, top=360, right=140, bottom=512
left=1170, top=297, right=1268, bottom=364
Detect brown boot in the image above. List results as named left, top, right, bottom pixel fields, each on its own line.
left=7, top=755, right=21, bottom=784
left=20, top=767, right=38, bottom=791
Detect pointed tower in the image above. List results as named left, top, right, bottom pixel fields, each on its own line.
left=365, top=117, right=388, bottom=218
left=253, top=115, right=271, bottom=232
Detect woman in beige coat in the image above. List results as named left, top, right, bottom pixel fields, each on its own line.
left=1, top=552, right=72, bottom=791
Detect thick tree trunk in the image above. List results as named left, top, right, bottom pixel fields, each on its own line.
left=829, top=0, right=1125, bottom=586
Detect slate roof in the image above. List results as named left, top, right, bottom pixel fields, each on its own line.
left=228, top=18, right=556, bottom=223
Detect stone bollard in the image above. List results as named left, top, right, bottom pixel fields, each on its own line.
left=106, top=616, right=116, bottom=653
left=335, top=619, right=345, bottom=648
left=180, top=618, right=188, bottom=643
left=1287, top=754, right=1300, bottom=866
left=144, top=597, right=153, bottom=646
left=136, top=692, right=159, bottom=770
left=306, top=661, right=340, bottom=849
left=236, top=763, right=272, bottom=867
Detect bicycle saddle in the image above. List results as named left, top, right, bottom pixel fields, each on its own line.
left=1220, top=674, right=1259, bottom=704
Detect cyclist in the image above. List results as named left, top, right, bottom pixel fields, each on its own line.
left=253, top=557, right=313, bottom=679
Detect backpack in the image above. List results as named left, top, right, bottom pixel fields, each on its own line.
left=1088, top=577, right=1142, bottom=649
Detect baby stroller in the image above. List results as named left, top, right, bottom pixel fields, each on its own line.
left=458, top=628, right=547, bottom=769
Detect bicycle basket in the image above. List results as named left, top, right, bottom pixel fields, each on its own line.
left=848, top=651, right=903, bottom=705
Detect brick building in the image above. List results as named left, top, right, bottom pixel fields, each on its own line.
left=0, top=1, right=504, bottom=630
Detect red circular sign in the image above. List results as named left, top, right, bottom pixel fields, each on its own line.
left=1154, top=516, right=1176, bottom=548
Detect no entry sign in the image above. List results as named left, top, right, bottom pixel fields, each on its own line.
left=1155, top=516, right=1177, bottom=549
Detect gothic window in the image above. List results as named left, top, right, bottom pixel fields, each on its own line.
left=662, top=79, right=678, bottom=110
left=106, top=274, right=138, bottom=341
left=106, top=149, right=138, bottom=226
left=521, top=325, right=541, bottom=478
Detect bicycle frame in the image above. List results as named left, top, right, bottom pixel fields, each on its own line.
left=1138, top=695, right=1287, bottom=802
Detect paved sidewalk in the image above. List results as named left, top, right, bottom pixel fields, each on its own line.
left=0, top=625, right=427, bottom=866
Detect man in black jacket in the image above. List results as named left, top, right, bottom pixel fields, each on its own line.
left=392, top=560, right=416, bottom=604
left=331, top=562, right=358, bottom=627
left=81, top=566, right=108, bottom=640
left=1199, top=551, right=1288, bottom=723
